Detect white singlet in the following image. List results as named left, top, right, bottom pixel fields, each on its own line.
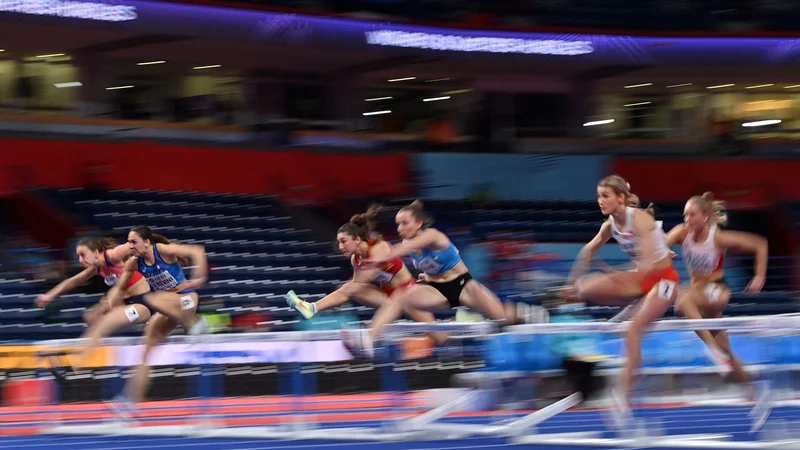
left=608, top=207, right=671, bottom=263
left=682, top=225, right=725, bottom=276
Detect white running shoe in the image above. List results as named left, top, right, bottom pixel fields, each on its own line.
left=105, top=394, right=137, bottom=421
left=286, top=290, right=315, bottom=320
left=609, top=299, right=641, bottom=323
left=704, top=344, right=733, bottom=375
left=187, top=316, right=210, bottom=335
left=749, top=380, right=773, bottom=433
left=341, top=327, right=375, bottom=359
left=608, top=389, right=633, bottom=431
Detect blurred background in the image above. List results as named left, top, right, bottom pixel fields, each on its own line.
left=0, top=0, right=797, bottom=417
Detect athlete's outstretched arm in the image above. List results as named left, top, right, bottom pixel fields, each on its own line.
left=364, top=229, right=444, bottom=264
left=665, top=224, right=688, bottom=247
left=565, top=221, right=612, bottom=285
left=715, top=230, right=768, bottom=293
left=35, top=266, right=96, bottom=307
left=156, top=243, right=208, bottom=289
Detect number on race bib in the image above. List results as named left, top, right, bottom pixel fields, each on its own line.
left=125, top=305, right=140, bottom=323
left=658, top=279, right=676, bottom=299
left=180, top=295, right=195, bottom=310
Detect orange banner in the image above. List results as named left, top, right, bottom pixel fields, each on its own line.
left=0, top=345, right=110, bottom=369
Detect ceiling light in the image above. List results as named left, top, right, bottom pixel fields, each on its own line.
left=106, top=85, right=134, bottom=90
left=443, top=89, right=472, bottom=95
left=365, top=97, right=392, bottom=102
left=707, top=84, right=735, bottom=89
left=745, top=84, right=774, bottom=89
left=137, top=60, right=165, bottom=66
left=423, top=96, right=450, bottom=102
left=783, top=84, right=800, bottom=89
left=363, top=110, right=391, bottom=116
left=583, top=119, right=615, bottom=127
left=193, top=65, right=221, bottom=70
left=36, top=53, right=65, bottom=58
left=624, top=83, right=652, bottom=89
left=742, top=119, right=781, bottom=127
left=54, top=82, right=82, bottom=88
left=0, top=49, right=5, bottom=53
left=667, top=83, right=692, bottom=88
left=623, top=102, right=652, bottom=107
left=425, top=78, right=450, bottom=83
left=388, top=77, right=416, bottom=82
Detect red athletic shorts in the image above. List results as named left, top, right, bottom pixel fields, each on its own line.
left=382, top=279, right=416, bottom=297
left=639, top=265, right=680, bottom=296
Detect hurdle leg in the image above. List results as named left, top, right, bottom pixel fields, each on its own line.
left=498, top=391, right=583, bottom=436
left=397, top=390, right=479, bottom=431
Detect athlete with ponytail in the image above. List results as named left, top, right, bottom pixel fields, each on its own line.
left=561, top=175, right=680, bottom=427
left=35, top=236, right=150, bottom=367
left=105, top=225, right=209, bottom=413
left=666, top=192, right=771, bottom=431
left=351, top=200, right=511, bottom=356
left=286, top=204, right=446, bottom=344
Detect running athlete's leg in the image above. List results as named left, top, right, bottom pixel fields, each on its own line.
left=706, top=310, right=752, bottom=384
left=575, top=272, right=644, bottom=306
left=369, top=284, right=448, bottom=341
left=676, top=287, right=720, bottom=349
left=143, top=291, right=201, bottom=331
left=74, top=304, right=151, bottom=370
left=317, top=282, right=384, bottom=312
left=459, top=280, right=509, bottom=323
left=621, top=284, right=676, bottom=398
left=350, top=284, right=448, bottom=345
left=125, top=315, right=176, bottom=403
left=83, top=296, right=110, bottom=325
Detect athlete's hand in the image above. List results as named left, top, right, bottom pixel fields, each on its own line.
left=745, top=274, right=765, bottom=294
left=669, top=250, right=678, bottom=259
left=35, top=294, right=54, bottom=308
left=184, top=277, right=207, bottom=290
left=417, top=273, right=428, bottom=282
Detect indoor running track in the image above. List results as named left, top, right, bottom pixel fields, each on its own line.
left=2, top=405, right=798, bottom=450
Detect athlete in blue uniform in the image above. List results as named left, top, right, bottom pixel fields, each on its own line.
left=105, top=225, right=209, bottom=416
left=357, top=200, right=511, bottom=356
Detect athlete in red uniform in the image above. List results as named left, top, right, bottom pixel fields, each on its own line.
left=36, top=237, right=152, bottom=368
left=286, top=204, right=444, bottom=343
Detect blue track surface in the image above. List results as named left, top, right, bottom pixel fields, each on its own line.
left=3, top=406, right=797, bottom=450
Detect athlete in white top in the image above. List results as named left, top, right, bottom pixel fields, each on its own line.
left=562, top=175, right=680, bottom=428
left=666, top=192, right=768, bottom=392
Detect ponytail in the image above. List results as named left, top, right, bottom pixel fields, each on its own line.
left=599, top=175, right=655, bottom=218
left=77, top=236, right=118, bottom=252
left=338, top=203, right=382, bottom=241
left=690, top=192, right=728, bottom=226
left=399, top=199, right=434, bottom=228
left=129, top=225, right=189, bottom=266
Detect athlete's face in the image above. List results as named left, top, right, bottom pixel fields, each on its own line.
left=683, top=201, right=707, bottom=232
left=395, top=210, right=421, bottom=240
left=597, top=186, right=623, bottom=215
left=337, top=232, right=360, bottom=257
left=76, top=245, right=102, bottom=268
left=127, top=232, right=149, bottom=257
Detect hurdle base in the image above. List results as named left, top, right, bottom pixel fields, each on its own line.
left=512, top=433, right=798, bottom=449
